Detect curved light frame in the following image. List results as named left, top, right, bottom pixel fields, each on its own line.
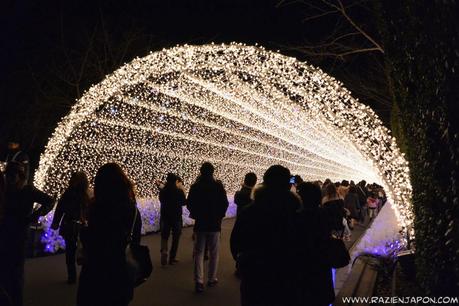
left=34, top=43, right=413, bottom=250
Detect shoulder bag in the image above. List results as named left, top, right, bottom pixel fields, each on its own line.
left=326, top=230, right=351, bottom=268
left=126, top=208, right=153, bottom=287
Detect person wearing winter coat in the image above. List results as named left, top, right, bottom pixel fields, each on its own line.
left=230, top=165, right=302, bottom=306
left=0, top=162, right=54, bottom=306
left=51, top=172, right=90, bottom=283
left=234, top=172, right=257, bottom=217
left=187, top=162, right=229, bottom=293
left=296, top=182, right=335, bottom=306
left=159, top=173, right=186, bottom=266
left=77, top=163, right=142, bottom=306
left=344, top=185, right=360, bottom=229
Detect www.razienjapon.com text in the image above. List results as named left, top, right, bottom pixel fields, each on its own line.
left=341, top=296, right=458, bottom=304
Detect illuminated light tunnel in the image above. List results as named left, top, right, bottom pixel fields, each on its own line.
left=34, top=43, right=412, bottom=252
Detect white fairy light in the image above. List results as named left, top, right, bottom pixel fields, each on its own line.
left=34, top=43, right=413, bottom=251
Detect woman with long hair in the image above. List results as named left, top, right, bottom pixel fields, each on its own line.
left=322, top=183, right=350, bottom=240
left=77, top=163, right=141, bottom=306
left=51, top=172, right=90, bottom=283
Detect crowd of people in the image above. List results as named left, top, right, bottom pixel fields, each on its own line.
left=0, top=155, right=386, bottom=306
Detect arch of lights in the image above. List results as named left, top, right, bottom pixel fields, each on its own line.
left=35, top=43, right=413, bottom=252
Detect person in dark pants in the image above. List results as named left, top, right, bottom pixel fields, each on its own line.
left=0, top=170, right=5, bottom=221
left=187, top=162, right=229, bottom=293
left=159, top=173, right=186, bottom=266
left=0, top=169, right=7, bottom=306
left=296, top=182, right=335, bottom=306
left=344, top=185, right=360, bottom=229
left=77, top=163, right=142, bottom=306
left=233, top=172, right=257, bottom=277
left=234, top=172, right=257, bottom=218
left=0, top=162, right=54, bottom=306
left=356, top=180, right=368, bottom=224
left=230, top=165, right=301, bottom=306
left=51, top=172, right=90, bottom=283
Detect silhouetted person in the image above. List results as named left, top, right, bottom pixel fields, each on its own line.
left=0, top=162, right=54, bottom=306
left=51, top=172, right=90, bottom=283
left=187, top=162, right=229, bottom=293
left=322, top=183, right=346, bottom=234
left=230, top=165, right=301, bottom=306
left=233, top=172, right=257, bottom=277
left=77, top=163, right=142, bottom=306
left=344, top=185, right=360, bottom=229
left=0, top=171, right=5, bottom=223
left=234, top=172, right=257, bottom=217
left=367, top=192, right=379, bottom=220
left=356, top=180, right=368, bottom=224
left=4, top=142, right=30, bottom=183
left=296, top=182, right=335, bottom=306
left=321, top=178, right=332, bottom=196
left=0, top=170, right=6, bottom=306
left=159, top=173, right=186, bottom=266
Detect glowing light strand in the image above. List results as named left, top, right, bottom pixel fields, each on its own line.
left=34, top=43, right=412, bottom=252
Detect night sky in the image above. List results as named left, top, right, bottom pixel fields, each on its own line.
left=1, top=0, right=385, bottom=168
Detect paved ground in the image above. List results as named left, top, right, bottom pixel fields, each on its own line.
left=24, top=218, right=369, bottom=306
left=24, top=219, right=240, bottom=306
left=335, top=219, right=370, bottom=294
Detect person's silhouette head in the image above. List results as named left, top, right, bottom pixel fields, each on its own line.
left=263, top=165, right=291, bottom=190
left=68, top=171, right=89, bottom=193
left=348, top=185, right=358, bottom=194
left=324, top=183, right=338, bottom=199
left=200, top=162, right=215, bottom=178
left=94, top=163, right=134, bottom=208
left=7, top=141, right=20, bottom=151
left=297, top=182, right=322, bottom=210
left=5, top=161, right=26, bottom=190
left=166, top=173, right=178, bottom=186
left=243, top=172, right=257, bottom=188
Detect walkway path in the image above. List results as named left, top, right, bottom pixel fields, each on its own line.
left=24, top=218, right=369, bottom=306
left=24, top=219, right=240, bottom=306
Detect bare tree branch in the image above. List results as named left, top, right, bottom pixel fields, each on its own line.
left=302, top=9, right=339, bottom=22
left=276, top=0, right=391, bottom=124
left=334, top=0, right=384, bottom=53
left=338, top=47, right=382, bottom=56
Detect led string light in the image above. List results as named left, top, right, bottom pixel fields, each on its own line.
left=186, top=67, right=361, bottom=158
left=151, top=79, right=374, bottom=177
left=34, top=43, right=412, bottom=252
left=181, top=72, right=362, bottom=167
left=118, top=94, right=368, bottom=181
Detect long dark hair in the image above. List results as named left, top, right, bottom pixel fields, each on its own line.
left=324, top=183, right=338, bottom=199
left=92, top=163, right=135, bottom=224
left=62, top=171, right=90, bottom=219
left=68, top=172, right=89, bottom=194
